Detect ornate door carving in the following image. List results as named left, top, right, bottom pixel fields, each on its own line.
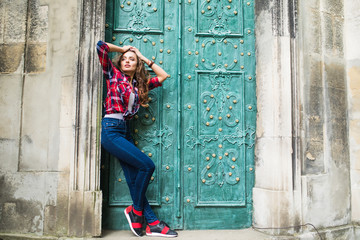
left=101, top=0, right=256, bottom=230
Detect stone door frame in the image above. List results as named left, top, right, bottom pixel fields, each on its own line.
left=76, top=0, right=305, bottom=237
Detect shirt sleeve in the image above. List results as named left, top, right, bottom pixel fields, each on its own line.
left=148, top=76, right=162, bottom=90
left=96, top=40, right=114, bottom=80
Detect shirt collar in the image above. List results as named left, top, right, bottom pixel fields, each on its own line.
left=121, top=71, right=136, bottom=83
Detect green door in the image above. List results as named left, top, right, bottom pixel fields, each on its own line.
left=101, top=0, right=256, bottom=230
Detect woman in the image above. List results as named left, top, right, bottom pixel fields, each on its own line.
left=97, top=40, right=178, bottom=238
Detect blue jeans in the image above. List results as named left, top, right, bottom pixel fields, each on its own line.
left=101, top=117, right=158, bottom=223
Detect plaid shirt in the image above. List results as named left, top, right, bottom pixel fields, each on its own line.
left=96, top=41, right=162, bottom=119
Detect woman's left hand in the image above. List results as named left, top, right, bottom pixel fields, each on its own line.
left=130, top=47, right=145, bottom=61
left=130, top=46, right=168, bottom=83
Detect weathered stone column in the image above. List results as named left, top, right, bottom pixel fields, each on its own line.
left=345, top=0, right=360, bottom=234
left=253, top=0, right=299, bottom=235
left=298, top=1, right=351, bottom=238
left=66, top=0, right=105, bottom=237
left=255, top=0, right=354, bottom=238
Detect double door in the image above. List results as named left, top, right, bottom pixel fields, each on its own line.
left=101, top=0, right=256, bottom=230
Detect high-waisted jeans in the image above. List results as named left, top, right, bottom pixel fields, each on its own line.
left=101, top=117, right=158, bottom=223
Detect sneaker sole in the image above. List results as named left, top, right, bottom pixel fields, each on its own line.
left=124, top=209, right=142, bottom=237
left=146, top=232, right=177, bottom=238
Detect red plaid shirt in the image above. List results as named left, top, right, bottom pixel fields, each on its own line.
left=96, top=41, right=162, bottom=119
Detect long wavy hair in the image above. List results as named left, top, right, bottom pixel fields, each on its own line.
left=113, top=49, right=150, bottom=107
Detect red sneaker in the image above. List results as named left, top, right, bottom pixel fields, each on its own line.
left=124, top=205, right=144, bottom=237
left=146, top=221, right=178, bottom=237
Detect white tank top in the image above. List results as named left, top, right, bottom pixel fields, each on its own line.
left=128, top=92, right=135, bottom=112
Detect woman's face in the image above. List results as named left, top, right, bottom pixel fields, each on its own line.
left=120, top=51, right=138, bottom=75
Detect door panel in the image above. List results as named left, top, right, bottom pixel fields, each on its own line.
left=101, top=0, right=256, bottom=230
left=181, top=0, right=255, bottom=229
left=102, top=0, right=181, bottom=230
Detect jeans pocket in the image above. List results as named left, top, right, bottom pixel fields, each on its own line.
left=102, top=118, right=127, bottom=139
left=102, top=118, right=125, bottom=129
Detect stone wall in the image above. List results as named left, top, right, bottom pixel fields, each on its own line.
left=254, top=0, right=357, bottom=238
left=345, top=0, right=360, bottom=228
left=0, top=0, right=103, bottom=237
left=0, top=0, right=59, bottom=235
left=298, top=0, right=351, bottom=231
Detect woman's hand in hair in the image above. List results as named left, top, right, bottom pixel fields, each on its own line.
left=130, top=46, right=168, bottom=83
left=130, top=46, right=146, bottom=61
left=121, top=45, right=132, bottom=53
left=105, top=42, right=132, bottom=53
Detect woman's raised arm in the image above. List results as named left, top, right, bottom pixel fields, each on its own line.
left=130, top=46, right=168, bottom=83
left=105, top=42, right=131, bottom=53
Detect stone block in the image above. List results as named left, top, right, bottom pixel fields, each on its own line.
left=25, top=43, right=47, bottom=73
left=69, top=191, right=102, bottom=236
left=321, top=13, right=344, bottom=58
left=28, top=3, right=49, bottom=42
left=302, top=173, right=351, bottom=228
left=0, top=139, right=19, bottom=172
left=306, top=85, right=324, bottom=117
left=59, top=76, right=76, bottom=128
left=321, top=0, right=344, bottom=16
left=301, top=9, right=322, bottom=55
left=348, top=66, right=360, bottom=116
left=344, top=18, right=360, bottom=61
left=0, top=43, right=25, bottom=73
left=0, top=1, right=4, bottom=43
left=58, top=127, right=74, bottom=172
left=44, top=205, right=56, bottom=234
left=68, top=191, right=84, bottom=237
left=349, top=120, right=360, bottom=170
left=344, top=0, right=360, bottom=19
left=331, top=139, right=350, bottom=168
left=0, top=199, right=43, bottom=234
left=350, top=149, right=360, bottom=170
left=348, top=66, right=360, bottom=91
left=50, top=172, right=70, bottom=236
left=327, top=87, right=347, bottom=120
left=0, top=74, right=22, bottom=139
left=351, top=169, right=360, bottom=188
left=0, top=74, right=21, bottom=171
left=349, top=90, right=360, bottom=116
left=333, top=16, right=344, bottom=57
left=303, top=0, right=321, bottom=10
left=325, top=62, right=345, bottom=89
left=83, top=191, right=102, bottom=236
left=2, top=0, right=27, bottom=43
left=331, top=118, right=348, bottom=142
left=0, top=172, right=54, bottom=234
left=320, top=225, right=354, bottom=240
left=355, top=227, right=360, bottom=239
left=255, top=137, right=293, bottom=191
left=256, top=37, right=292, bottom=138
left=351, top=187, right=360, bottom=222
left=303, top=139, right=324, bottom=174
left=322, top=12, right=334, bottom=55
left=19, top=75, right=60, bottom=171
left=306, top=115, right=324, bottom=141
left=253, top=188, right=294, bottom=235
left=306, top=56, right=322, bottom=87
